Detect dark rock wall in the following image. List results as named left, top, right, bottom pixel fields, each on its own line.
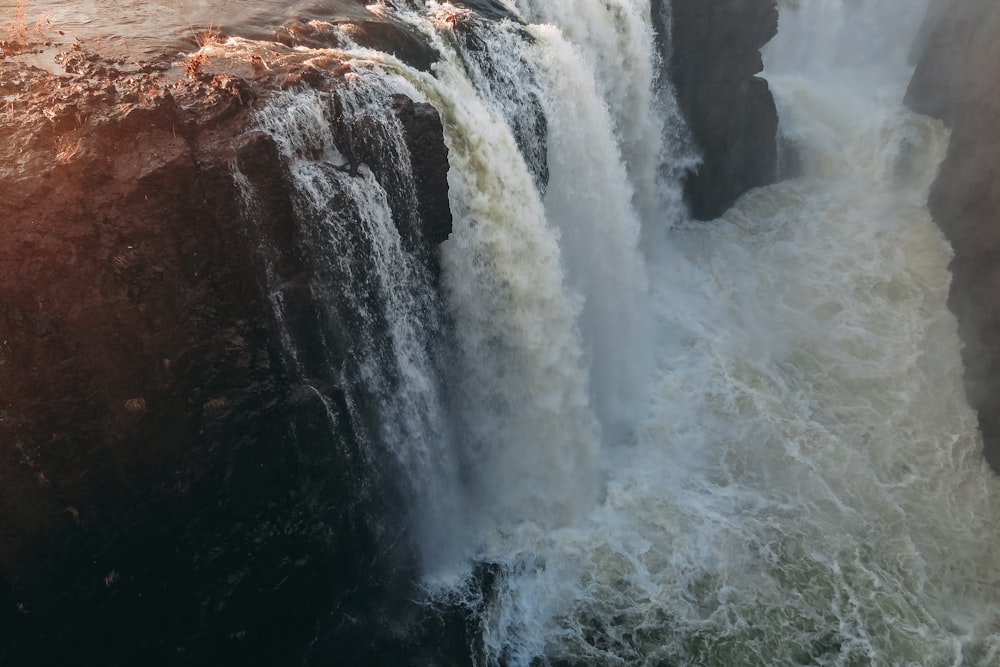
left=906, top=0, right=1000, bottom=471
left=0, top=59, right=451, bottom=665
left=661, top=0, right=780, bottom=220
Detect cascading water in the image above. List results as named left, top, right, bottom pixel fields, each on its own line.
left=231, top=0, right=1000, bottom=662
left=232, top=59, right=466, bottom=565
left=408, top=0, right=1000, bottom=663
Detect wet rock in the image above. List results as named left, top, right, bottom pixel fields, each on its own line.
left=391, top=93, right=453, bottom=247
left=659, top=0, right=780, bottom=220
left=452, top=0, right=521, bottom=21
left=0, top=45, right=451, bottom=665
left=345, top=20, right=440, bottom=71
left=906, top=0, right=1000, bottom=472
left=276, top=16, right=440, bottom=72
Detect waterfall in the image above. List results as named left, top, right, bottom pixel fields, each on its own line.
left=767, top=0, right=931, bottom=80
left=230, top=0, right=1000, bottom=663
left=233, top=65, right=465, bottom=566
left=508, top=0, right=676, bottom=224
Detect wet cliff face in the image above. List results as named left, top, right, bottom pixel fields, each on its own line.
left=661, top=0, right=780, bottom=220
left=906, top=0, right=1000, bottom=472
left=0, top=45, right=451, bottom=665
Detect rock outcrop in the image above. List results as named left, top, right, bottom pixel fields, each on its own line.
left=0, top=43, right=451, bottom=665
left=660, top=0, right=780, bottom=220
left=1, top=1, right=790, bottom=662
left=906, top=0, right=1000, bottom=472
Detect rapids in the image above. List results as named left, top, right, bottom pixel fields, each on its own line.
left=0, top=0, right=372, bottom=54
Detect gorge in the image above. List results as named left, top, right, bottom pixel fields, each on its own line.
left=2, top=0, right=1000, bottom=665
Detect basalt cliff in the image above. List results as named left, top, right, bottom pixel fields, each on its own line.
left=907, top=0, right=1000, bottom=472
left=0, top=41, right=455, bottom=666
left=660, top=0, right=780, bottom=220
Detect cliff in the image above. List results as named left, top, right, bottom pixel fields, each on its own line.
left=0, top=44, right=451, bottom=665
left=906, top=0, right=1000, bottom=471
left=661, top=0, right=780, bottom=220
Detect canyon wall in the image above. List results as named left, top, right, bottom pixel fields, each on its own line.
left=906, top=0, right=1000, bottom=471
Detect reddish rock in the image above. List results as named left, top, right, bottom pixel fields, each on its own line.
left=0, top=45, right=451, bottom=665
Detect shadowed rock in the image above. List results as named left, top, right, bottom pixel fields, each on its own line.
left=906, top=0, right=1000, bottom=472
left=659, top=0, right=780, bottom=220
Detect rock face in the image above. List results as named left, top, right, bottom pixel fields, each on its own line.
left=0, top=47, right=451, bottom=665
left=660, top=0, right=780, bottom=220
left=906, top=0, right=1000, bottom=472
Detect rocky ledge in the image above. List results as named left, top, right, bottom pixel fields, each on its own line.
left=906, top=0, right=1000, bottom=472
left=0, top=39, right=451, bottom=665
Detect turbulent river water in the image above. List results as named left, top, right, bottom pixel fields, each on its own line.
left=402, top=1, right=1000, bottom=663
left=13, top=0, right=1000, bottom=663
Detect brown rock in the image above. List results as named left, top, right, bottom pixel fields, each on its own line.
left=0, top=43, right=452, bottom=665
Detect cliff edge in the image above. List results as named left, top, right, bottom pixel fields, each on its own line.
left=0, top=42, right=451, bottom=665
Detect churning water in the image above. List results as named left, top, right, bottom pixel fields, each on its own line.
left=0, top=0, right=372, bottom=54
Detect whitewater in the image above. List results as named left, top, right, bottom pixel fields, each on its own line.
left=231, top=0, right=1000, bottom=663
left=393, top=0, right=1000, bottom=664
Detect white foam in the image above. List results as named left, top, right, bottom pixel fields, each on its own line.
left=418, top=0, right=1000, bottom=663
left=243, top=2, right=1000, bottom=663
